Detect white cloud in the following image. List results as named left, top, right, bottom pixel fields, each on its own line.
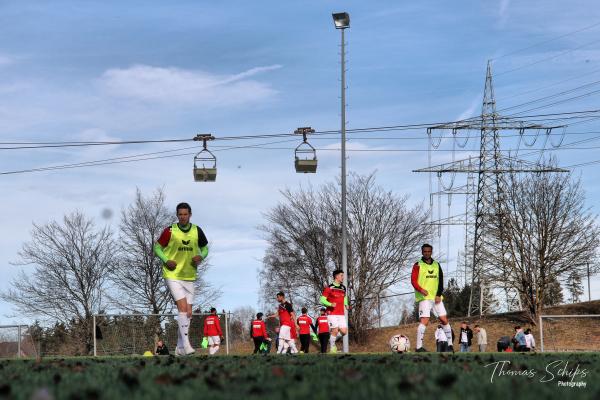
left=456, top=95, right=481, bottom=121
left=498, top=0, right=511, bottom=26
left=97, top=64, right=281, bottom=107
left=0, top=54, right=15, bottom=67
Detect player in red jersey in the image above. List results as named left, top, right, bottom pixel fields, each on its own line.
left=315, top=307, right=331, bottom=353
left=269, top=291, right=299, bottom=354
left=203, top=307, right=224, bottom=355
left=250, top=312, right=270, bottom=354
left=320, top=269, right=349, bottom=353
left=297, top=307, right=314, bottom=353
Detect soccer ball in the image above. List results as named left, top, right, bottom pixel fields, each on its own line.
left=389, top=334, right=410, bottom=353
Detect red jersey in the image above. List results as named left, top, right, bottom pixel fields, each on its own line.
left=297, top=315, right=313, bottom=335
left=316, top=315, right=329, bottom=334
left=251, top=319, right=268, bottom=338
left=278, top=301, right=294, bottom=327
left=203, top=315, right=222, bottom=336
left=322, top=283, right=347, bottom=315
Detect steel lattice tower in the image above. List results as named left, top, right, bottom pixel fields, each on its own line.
left=414, top=61, right=567, bottom=316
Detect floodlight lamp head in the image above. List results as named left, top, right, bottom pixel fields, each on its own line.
left=332, top=12, right=350, bottom=29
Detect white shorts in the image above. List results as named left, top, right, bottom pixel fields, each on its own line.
left=418, top=299, right=447, bottom=318
left=207, top=336, right=220, bottom=346
left=328, top=315, right=347, bottom=329
left=165, top=279, right=194, bottom=304
left=279, top=325, right=292, bottom=340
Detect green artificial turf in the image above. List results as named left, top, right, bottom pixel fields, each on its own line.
left=0, top=353, right=598, bottom=400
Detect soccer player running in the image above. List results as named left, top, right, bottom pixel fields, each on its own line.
left=297, top=307, right=314, bottom=353
left=203, top=307, right=224, bottom=355
left=270, top=291, right=299, bottom=354
left=315, top=307, right=331, bottom=354
left=411, top=243, right=452, bottom=352
left=320, top=269, right=349, bottom=353
left=153, top=202, right=208, bottom=356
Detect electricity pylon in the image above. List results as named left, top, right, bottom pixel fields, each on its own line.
left=414, top=61, right=567, bottom=316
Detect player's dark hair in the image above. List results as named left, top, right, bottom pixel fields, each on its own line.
left=474, top=324, right=479, bottom=328
left=210, top=307, right=216, bottom=313
left=320, top=307, right=326, bottom=312
left=276, top=291, right=285, bottom=297
left=421, top=243, right=433, bottom=251
left=176, top=202, right=192, bottom=213
left=256, top=312, right=263, bottom=319
left=301, top=307, right=307, bottom=314
left=332, top=269, right=343, bottom=278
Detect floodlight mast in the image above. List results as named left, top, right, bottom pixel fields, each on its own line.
left=332, top=11, right=349, bottom=353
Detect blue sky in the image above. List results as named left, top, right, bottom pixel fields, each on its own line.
left=2, top=0, right=600, bottom=324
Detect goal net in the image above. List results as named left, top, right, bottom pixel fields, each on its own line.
left=539, top=314, right=600, bottom=352
left=93, top=313, right=230, bottom=356
left=0, top=325, right=38, bottom=358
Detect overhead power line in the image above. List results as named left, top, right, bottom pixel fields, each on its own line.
left=492, top=20, right=600, bottom=61
left=5, top=138, right=600, bottom=177
left=2, top=109, right=600, bottom=150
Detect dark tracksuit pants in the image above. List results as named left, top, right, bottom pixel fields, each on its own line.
left=253, top=337, right=264, bottom=354
left=318, top=333, right=330, bottom=353
left=299, top=334, right=310, bottom=353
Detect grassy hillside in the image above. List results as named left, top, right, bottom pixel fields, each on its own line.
left=352, top=300, right=600, bottom=353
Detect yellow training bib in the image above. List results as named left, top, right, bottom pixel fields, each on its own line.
left=161, top=224, right=200, bottom=281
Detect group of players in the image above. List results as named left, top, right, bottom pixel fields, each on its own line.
left=249, top=269, right=349, bottom=355
left=153, top=202, right=450, bottom=355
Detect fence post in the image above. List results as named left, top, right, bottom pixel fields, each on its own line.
left=17, top=325, right=21, bottom=358
left=538, top=314, right=544, bottom=353
left=93, top=315, right=97, bottom=357
left=224, top=311, right=230, bottom=355
left=377, top=295, right=381, bottom=328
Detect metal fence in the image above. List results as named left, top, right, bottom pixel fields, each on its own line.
left=0, top=325, right=36, bottom=358
left=93, top=313, right=230, bottom=356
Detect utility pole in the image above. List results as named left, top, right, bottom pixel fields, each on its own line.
left=588, top=262, right=591, bottom=302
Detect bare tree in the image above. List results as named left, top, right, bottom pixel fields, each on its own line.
left=0, top=212, right=114, bottom=353
left=230, top=306, right=257, bottom=342
left=259, top=173, right=429, bottom=342
left=485, top=167, right=600, bottom=322
left=109, top=188, right=173, bottom=314
left=109, top=187, right=220, bottom=314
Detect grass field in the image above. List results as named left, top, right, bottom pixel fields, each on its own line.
left=0, top=353, right=598, bottom=400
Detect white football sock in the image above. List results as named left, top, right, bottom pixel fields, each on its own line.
left=178, top=313, right=190, bottom=347
left=329, top=334, right=336, bottom=349
left=176, top=331, right=183, bottom=350
left=288, top=341, right=298, bottom=354
left=417, top=323, right=426, bottom=349
left=278, top=340, right=289, bottom=354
